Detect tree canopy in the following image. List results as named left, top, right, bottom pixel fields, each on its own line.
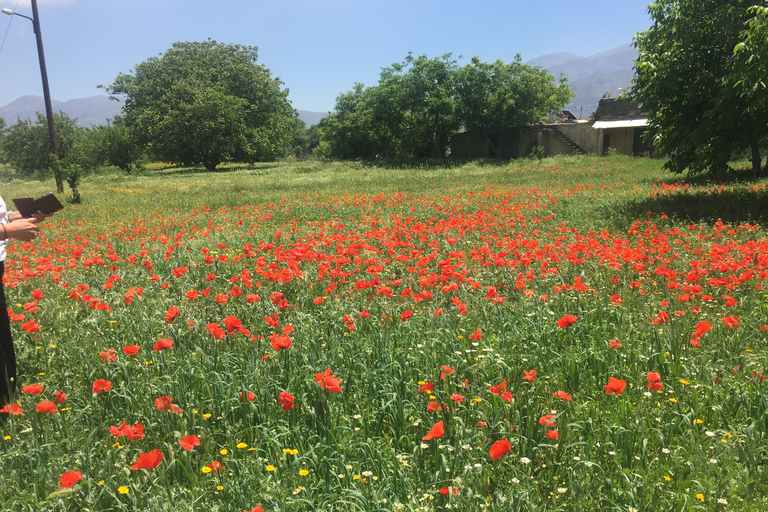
left=104, top=40, right=298, bottom=171
left=318, top=54, right=571, bottom=160
left=631, top=0, right=767, bottom=175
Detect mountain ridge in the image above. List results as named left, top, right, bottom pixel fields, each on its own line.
left=0, top=44, right=636, bottom=126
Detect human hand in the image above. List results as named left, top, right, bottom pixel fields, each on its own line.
left=28, top=210, right=50, bottom=224
left=5, top=219, right=40, bottom=242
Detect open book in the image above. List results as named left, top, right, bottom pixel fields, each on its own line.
left=12, top=193, right=64, bottom=217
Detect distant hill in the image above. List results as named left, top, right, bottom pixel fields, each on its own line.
left=0, top=95, right=124, bottom=127
left=527, top=44, right=637, bottom=118
left=0, top=45, right=633, bottom=126
left=297, top=110, right=328, bottom=127
left=0, top=95, right=329, bottom=128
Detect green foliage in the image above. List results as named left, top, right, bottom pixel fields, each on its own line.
left=104, top=40, right=298, bottom=171
left=0, top=112, right=80, bottom=179
left=319, top=54, right=572, bottom=160
left=632, top=0, right=767, bottom=175
left=87, top=119, right=143, bottom=174
left=455, top=56, right=574, bottom=158
left=291, top=121, right=321, bottom=158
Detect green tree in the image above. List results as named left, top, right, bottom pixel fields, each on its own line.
left=292, top=121, right=321, bottom=158
left=0, top=112, right=80, bottom=177
left=103, top=40, right=297, bottom=171
left=455, top=56, right=573, bottom=158
left=317, top=84, right=394, bottom=159
left=632, top=0, right=766, bottom=175
left=732, top=5, right=768, bottom=174
left=378, top=54, right=460, bottom=157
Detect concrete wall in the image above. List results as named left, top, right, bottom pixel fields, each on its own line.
left=537, top=131, right=576, bottom=157
left=558, top=123, right=600, bottom=154
left=450, top=131, right=489, bottom=158
left=601, top=127, right=635, bottom=155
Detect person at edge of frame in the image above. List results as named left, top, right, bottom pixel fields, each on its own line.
left=0, top=196, right=49, bottom=412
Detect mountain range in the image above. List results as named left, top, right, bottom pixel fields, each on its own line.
left=526, top=43, right=637, bottom=118
left=0, top=44, right=636, bottom=127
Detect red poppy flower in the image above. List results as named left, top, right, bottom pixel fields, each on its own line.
left=130, top=448, right=164, bottom=470
left=24, top=302, right=37, bottom=313
left=450, top=394, right=464, bottom=403
left=604, top=377, right=626, bottom=396
left=153, top=338, right=174, bottom=352
left=426, top=401, right=443, bottom=413
left=418, top=381, right=435, bottom=393
left=240, top=391, right=256, bottom=402
left=0, top=403, right=23, bottom=415
left=109, top=421, right=145, bottom=441
left=92, top=379, right=112, bottom=393
left=400, top=310, right=413, bottom=322
left=556, top=315, right=577, bottom=328
left=469, top=328, right=482, bottom=341
left=31, top=289, right=43, bottom=300
left=244, top=507, right=264, bottom=512
left=546, top=430, right=560, bottom=439
left=270, top=332, right=292, bottom=351
left=440, top=365, right=454, bottom=380
left=278, top=391, right=295, bottom=411
left=36, top=401, right=57, bottom=413
left=539, top=414, right=556, bottom=429
left=314, top=368, right=342, bottom=393
left=54, top=389, right=67, bottom=403
left=721, top=316, right=740, bottom=329
left=123, top=345, right=140, bottom=356
left=20, top=319, right=40, bottom=333
left=646, top=372, right=663, bottom=391
left=155, top=396, right=183, bottom=413
left=553, top=390, right=572, bottom=401
left=164, top=306, right=180, bottom=323
left=99, top=348, right=117, bottom=362
left=609, top=339, right=622, bottom=349
left=522, top=369, right=537, bottom=382
left=178, top=434, right=201, bottom=451
left=422, top=420, right=444, bottom=441
left=206, top=460, right=223, bottom=473
left=20, top=383, right=43, bottom=395
left=610, top=294, right=623, bottom=305
left=58, top=470, right=84, bottom=488
left=693, top=321, right=711, bottom=337
left=439, top=486, right=458, bottom=495
left=489, top=439, right=511, bottom=460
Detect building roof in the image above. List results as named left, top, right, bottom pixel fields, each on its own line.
left=593, top=119, right=648, bottom=129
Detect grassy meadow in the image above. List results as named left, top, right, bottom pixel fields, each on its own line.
left=1, top=155, right=768, bottom=511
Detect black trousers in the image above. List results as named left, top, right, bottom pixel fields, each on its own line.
left=0, top=262, right=16, bottom=406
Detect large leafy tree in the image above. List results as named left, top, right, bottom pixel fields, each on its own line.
left=455, top=56, right=573, bottom=158
left=319, top=54, right=570, bottom=160
left=632, top=0, right=766, bottom=175
left=104, top=40, right=297, bottom=171
left=0, top=112, right=80, bottom=176
left=378, top=54, right=460, bottom=157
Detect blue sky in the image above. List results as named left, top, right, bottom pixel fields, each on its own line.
left=0, top=0, right=651, bottom=112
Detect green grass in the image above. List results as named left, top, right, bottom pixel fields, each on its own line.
left=0, top=155, right=767, bottom=511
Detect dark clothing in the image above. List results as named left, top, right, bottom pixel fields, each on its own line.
left=0, top=262, right=16, bottom=406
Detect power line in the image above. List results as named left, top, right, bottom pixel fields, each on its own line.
left=0, top=0, right=23, bottom=60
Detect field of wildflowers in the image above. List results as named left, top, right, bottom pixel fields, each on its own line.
left=1, top=155, right=767, bottom=511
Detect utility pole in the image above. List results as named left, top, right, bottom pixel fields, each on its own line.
left=3, top=1, right=63, bottom=193
left=30, top=0, right=62, bottom=193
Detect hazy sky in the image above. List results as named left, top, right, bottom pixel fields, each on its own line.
left=0, top=0, right=651, bottom=112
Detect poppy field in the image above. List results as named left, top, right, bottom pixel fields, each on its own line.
left=1, top=155, right=768, bottom=511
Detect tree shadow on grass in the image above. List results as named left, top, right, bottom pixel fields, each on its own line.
left=619, top=168, right=768, bottom=226
left=149, top=163, right=283, bottom=177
